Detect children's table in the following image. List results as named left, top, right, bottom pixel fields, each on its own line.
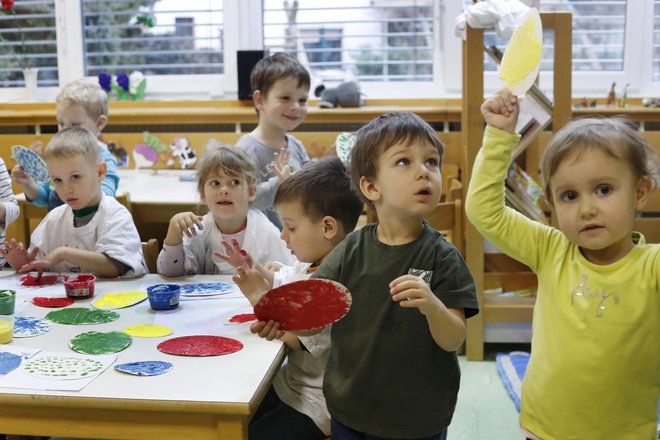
left=0, top=272, right=284, bottom=440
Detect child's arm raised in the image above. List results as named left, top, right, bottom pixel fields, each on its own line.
left=390, top=274, right=466, bottom=351
left=10, top=166, right=42, bottom=203
left=214, top=239, right=275, bottom=287
left=465, top=89, right=550, bottom=270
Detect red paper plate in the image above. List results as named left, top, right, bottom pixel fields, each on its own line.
left=254, top=279, right=352, bottom=331
left=157, top=335, right=243, bottom=357
left=32, top=297, right=75, bottom=308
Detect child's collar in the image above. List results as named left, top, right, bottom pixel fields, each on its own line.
left=72, top=203, right=100, bottom=218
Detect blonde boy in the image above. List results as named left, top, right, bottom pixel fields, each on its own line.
left=11, top=79, right=119, bottom=211
left=236, top=52, right=311, bottom=229
left=2, top=128, right=145, bottom=278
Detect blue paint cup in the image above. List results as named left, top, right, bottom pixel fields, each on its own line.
left=147, top=284, right=180, bottom=311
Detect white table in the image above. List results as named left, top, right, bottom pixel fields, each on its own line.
left=0, top=272, right=286, bottom=439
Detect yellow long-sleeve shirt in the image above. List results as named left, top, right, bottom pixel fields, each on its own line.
left=466, top=126, right=660, bottom=440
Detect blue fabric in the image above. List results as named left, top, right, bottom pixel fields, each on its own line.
left=496, top=352, right=660, bottom=437
left=330, top=418, right=448, bottom=440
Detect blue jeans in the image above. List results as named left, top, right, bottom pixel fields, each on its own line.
left=331, top=418, right=448, bottom=440
left=249, top=385, right=326, bottom=440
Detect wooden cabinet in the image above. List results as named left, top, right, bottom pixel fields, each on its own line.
left=461, top=12, right=573, bottom=361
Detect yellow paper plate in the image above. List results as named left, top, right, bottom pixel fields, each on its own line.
left=499, top=8, right=543, bottom=96
left=123, top=324, right=173, bottom=338
left=92, top=291, right=148, bottom=310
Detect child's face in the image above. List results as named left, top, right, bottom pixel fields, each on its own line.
left=48, top=154, right=105, bottom=210
left=362, top=140, right=442, bottom=219
left=277, top=200, right=336, bottom=265
left=550, top=147, right=649, bottom=264
left=254, top=77, right=308, bottom=135
left=201, top=169, right=256, bottom=231
left=56, top=104, right=106, bottom=135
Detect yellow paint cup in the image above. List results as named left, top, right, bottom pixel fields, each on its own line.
left=0, top=316, right=14, bottom=344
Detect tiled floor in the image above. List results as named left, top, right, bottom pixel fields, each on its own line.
left=449, top=344, right=530, bottom=440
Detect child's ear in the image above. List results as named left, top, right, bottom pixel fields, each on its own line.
left=359, top=176, right=380, bottom=203
left=634, top=176, right=653, bottom=210
left=96, top=115, right=108, bottom=133
left=97, top=161, right=107, bottom=180
left=322, top=216, right=339, bottom=240
left=248, top=184, right=257, bottom=202
left=252, top=90, right=264, bottom=111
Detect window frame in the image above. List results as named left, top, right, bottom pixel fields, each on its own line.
left=0, top=0, right=657, bottom=102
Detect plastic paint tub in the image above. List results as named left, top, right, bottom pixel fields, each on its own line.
left=0, top=316, right=14, bottom=343
left=147, top=284, right=180, bottom=311
left=0, top=290, right=16, bottom=315
left=64, top=274, right=96, bottom=299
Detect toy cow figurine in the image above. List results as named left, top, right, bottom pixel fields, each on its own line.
left=167, top=137, right=197, bottom=169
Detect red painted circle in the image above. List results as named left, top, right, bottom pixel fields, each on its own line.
left=20, top=274, right=60, bottom=286
left=157, top=335, right=244, bottom=357
left=32, top=297, right=75, bottom=308
left=254, top=279, right=352, bottom=331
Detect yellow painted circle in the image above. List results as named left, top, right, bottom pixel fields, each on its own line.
left=123, top=324, right=173, bottom=338
left=92, top=291, right=148, bottom=309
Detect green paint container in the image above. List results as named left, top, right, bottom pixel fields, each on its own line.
left=0, top=290, right=16, bottom=315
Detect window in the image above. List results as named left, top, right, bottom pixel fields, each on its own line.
left=654, top=0, right=660, bottom=81
left=483, top=0, right=627, bottom=73
left=262, top=0, right=434, bottom=83
left=81, top=0, right=224, bottom=76
left=0, top=0, right=58, bottom=87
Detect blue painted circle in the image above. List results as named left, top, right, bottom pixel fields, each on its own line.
left=114, top=360, right=173, bottom=376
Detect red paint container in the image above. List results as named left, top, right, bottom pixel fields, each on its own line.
left=64, top=274, right=96, bottom=299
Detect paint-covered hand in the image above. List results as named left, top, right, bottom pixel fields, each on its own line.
left=165, top=212, right=204, bottom=245
left=0, top=239, right=39, bottom=271
left=272, top=147, right=292, bottom=183
left=214, top=238, right=254, bottom=270
left=233, top=265, right=270, bottom=306
left=481, top=89, right=519, bottom=134
left=18, top=246, right=66, bottom=275
left=250, top=320, right=285, bottom=341
left=389, top=274, right=441, bottom=316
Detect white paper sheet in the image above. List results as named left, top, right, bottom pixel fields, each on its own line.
left=0, top=350, right=116, bottom=391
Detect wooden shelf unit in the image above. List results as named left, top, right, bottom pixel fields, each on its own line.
left=462, top=12, right=573, bottom=361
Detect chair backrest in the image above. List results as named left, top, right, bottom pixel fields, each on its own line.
left=115, top=192, right=132, bottom=213
left=141, top=238, right=159, bottom=274
left=423, top=199, right=464, bottom=255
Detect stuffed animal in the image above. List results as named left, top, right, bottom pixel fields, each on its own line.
left=314, top=81, right=363, bottom=108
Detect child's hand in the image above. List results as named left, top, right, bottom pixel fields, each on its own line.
left=165, top=212, right=203, bottom=245
left=481, top=89, right=519, bottom=134
left=263, top=261, right=284, bottom=272
left=214, top=238, right=254, bottom=269
left=250, top=320, right=285, bottom=341
left=18, top=247, right=66, bottom=274
left=0, top=239, right=39, bottom=271
left=233, top=265, right=271, bottom=306
left=389, top=274, right=441, bottom=316
left=10, top=165, right=33, bottom=187
left=272, top=148, right=293, bottom=183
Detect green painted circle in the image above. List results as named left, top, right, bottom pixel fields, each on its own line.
left=45, top=307, right=120, bottom=325
left=69, top=331, right=132, bottom=355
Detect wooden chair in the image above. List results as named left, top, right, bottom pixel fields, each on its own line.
left=424, top=199, right=464, bottom=256
left=141, top=238, right=160, bottom=274
left=115, top=192, right=132, bottom=213
left=363, top=199, right=464, bottom=255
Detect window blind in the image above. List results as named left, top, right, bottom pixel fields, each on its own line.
left=484, top=0, right=626, bottom=73
left=82, top=0, right=224, bottom=76
left=0, top=0, right=58, bottom=87
left=262, top=0, right=434, bottom=82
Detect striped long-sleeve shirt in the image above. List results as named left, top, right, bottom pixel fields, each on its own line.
left=0, top=157, right=19, bottom=266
